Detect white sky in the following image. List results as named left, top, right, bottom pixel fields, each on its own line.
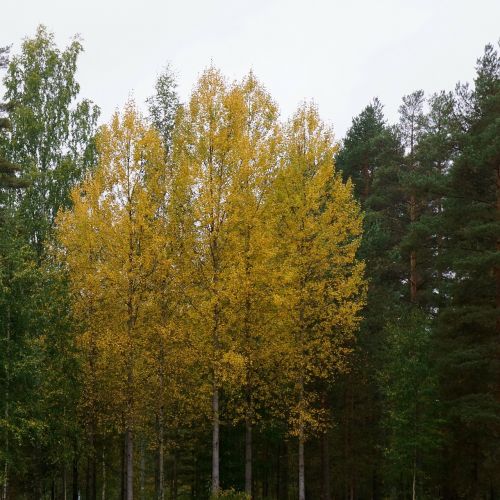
left=3, top=0, right=500, bottom=138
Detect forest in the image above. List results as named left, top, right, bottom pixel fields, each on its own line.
left=0, top=26, right=499, bottom=500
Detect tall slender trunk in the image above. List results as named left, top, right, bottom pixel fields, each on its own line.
left=194, top=456, right=199, bottom=499
left=242, top=225, right=253, bottom=499
left=139, top=440, right=145, bottom=500
left=86, top=456, right=97, bottom=500
left=121, top=438, right=126, bottom=500
left=298, top=268, right=306, bottom=500
left=102, top=448, right=106, bottom=500
left=212, top=384, right=220, bottom=495
left=412, top=452, right=417, bottom=500
left=211, top=288, right=221, bottom=495
left=410, top=250, right=417, bottom=303
left=298, top=426, right=305, bottom=500
left=277, top=440, right=289, bottom=500
left=349, top=388, right=355, bottom=500
left=276, top=442, right=281, bottom=500
left=496, top=164, right=500, bottom=334
left=362, top=163, right=371, bottom=200
left=343, top=382, right=354, bottom=500
left=125, top=146, right=136, bottom=500
left=321, top=433, right=331, bottom=500
left=156, top=337, right=166, bottom=500
left=88, top=432, right=97, bottom=500
left=245, top=416, right=252, bottom=497
left=72, top=454, right=79, bottom=500
left=126, top=429, right=134, bottom=500
left=172, top=453, right=178, bottom=500
left=409, top=194, right=418, bottom=304
left=412, top=398, right=419, bottom=500
left=157, top=410, right=165, bottom=500
left=63, top=465, right=67, bottom=500
left=372, top=471, right=377, bottom=500
left=407, top=115, right=419, bottom=306
left=283, top=441, right=289, bottom=500
left=262, top=452, right=269, bottom=498
left=2, top=305, right=10, bottom=500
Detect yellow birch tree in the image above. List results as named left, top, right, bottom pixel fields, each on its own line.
left=172, top=67, right=236, bottom=495
left=56, top=102, right=167, bottom=500
left=223, top=72, right=282, bottom=497
left=272, top=103, right=366, bottom=500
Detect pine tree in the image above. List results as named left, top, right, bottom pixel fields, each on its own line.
left=437, top=42, right=500, bottom=498
left=414, top=90, right=457, bottom=309
left=398, top=90, right=428, bottom=305
left=335, top=99, right=403, bottom=498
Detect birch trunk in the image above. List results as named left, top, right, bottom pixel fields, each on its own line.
left=298, top=427, right=305, bottom=500
left=2, top=306, right=10, bottom=500
left=157, top=410, right=165, bottom=500
left=139, top=440, right=145, bottom=500
left=72, top=455, right=78, bottom=500
left=245, top=416, right=252, bottom=497
left=63, top=466, right=67, bottom=500
left=126, top=429, right=134, bottom=500
left=101, top=449, right=106, bottom=500
left=412, top=453, right=417, bottom=500
left=321, top=433, right=331, bottom=500
left=212, top=385, right=220, bottom=494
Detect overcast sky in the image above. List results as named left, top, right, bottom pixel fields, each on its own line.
left=3, top=0, right=500, bottom=138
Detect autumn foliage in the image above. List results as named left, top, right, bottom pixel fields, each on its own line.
left=55, top=70, right=366, bottom=499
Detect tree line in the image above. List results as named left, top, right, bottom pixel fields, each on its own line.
left=0, top=26, right=498, bottom=500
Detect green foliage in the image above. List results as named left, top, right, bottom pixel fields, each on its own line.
left=0, top=26, right=96, bottom=497
left=378, top=310, right=443, bottom=494
left=334, top=41, right=500, bottom=499
left=334, top=96, right=404, bottom=497
left=0, top=45, right=27, bottom=191
left=147, top=64, right=180, bottom=156
left=337, top=97, right=401, bottom=203
left=436, top=41, right=500, bottom=496
left=2, top=25, right=100, bottom=254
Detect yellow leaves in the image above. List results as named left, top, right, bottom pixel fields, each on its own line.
left=288, top=394, right=330, bottom=438
left=218, top=350, right=247, bottom=386
left=56, top=101, right=179, bottom=437
left=270, top=101, right=367, bottom=438
left=56, top=68, right=367, bottom=446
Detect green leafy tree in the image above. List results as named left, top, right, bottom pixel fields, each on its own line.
left=0, top=27, right=99, bottom=498
left=3, top=25, right=100, bottom=255
left=378, top=311, right=443, bottom=499
left=0, top=46, right=26, bottom=192
left=147, top=64, right=180, bottom=157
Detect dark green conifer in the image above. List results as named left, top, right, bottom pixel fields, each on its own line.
left=437, top=42, right=500, bottom=498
